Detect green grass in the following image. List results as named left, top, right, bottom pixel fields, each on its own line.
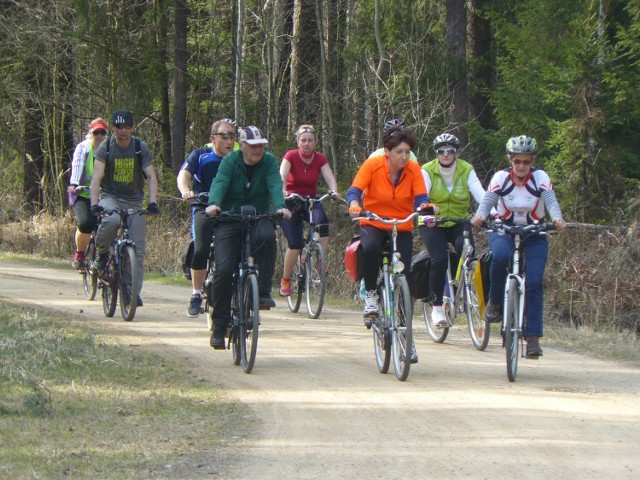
left=0, top=303, right=245, bottom=479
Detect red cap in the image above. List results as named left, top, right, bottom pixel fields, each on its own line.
left=89, top=119, right=108, bottom=132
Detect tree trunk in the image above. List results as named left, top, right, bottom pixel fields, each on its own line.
left=373, top=0, right=387, bottom=146
left=234, top=0, right=245, bottom=124
left=446, top=0, right=468, bottom=146
left=287, top=0, right=302, bottom=141
left=24, top=77, right=44, bottom=212
left=172, top=0, right=188, bottom=175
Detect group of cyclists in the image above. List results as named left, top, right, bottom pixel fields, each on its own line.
left=70, top=113, right=566, bottom=361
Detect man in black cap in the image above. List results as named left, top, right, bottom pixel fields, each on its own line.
left=205, top=125, right=291, bottom=349
left=90, top=109, right=159, bottom=307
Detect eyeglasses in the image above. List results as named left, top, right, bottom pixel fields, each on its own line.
left=512, top=159, right=533, bottom=166
left=113, top=123, right=133, bottom=130
left=436, top=147, right=457, bottom=155
left=214, top=132, right=235, bottom=139
left=92, top=130, right=107, bottom=136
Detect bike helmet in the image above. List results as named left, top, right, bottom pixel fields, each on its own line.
left=432, top=133, right=461, bottom=150
left=506, top=135, right=538, bottom=154
left=383, top=118, right=406, bottom=132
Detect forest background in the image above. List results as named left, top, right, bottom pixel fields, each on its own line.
left=0, top=0, right=639, bottom=335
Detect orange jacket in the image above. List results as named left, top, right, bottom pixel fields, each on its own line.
left=350, top=154, right=428, bottom=231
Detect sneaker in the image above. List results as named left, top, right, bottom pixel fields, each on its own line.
left=210, top=334, right=225, bottom=350
left=526, top=336, right=543, bottom=358
left=431, top=305, right=448, bottom=328
left=96, top=251, right=109, bottom=271
left=363, top=290, right=379, bottom=317
left=187, top=293, right=203, bottom=318
left=72, top=251, right=85, bottom=270
left=485, top=300, right=502, bottom=323
left=279, top=277, right=291, bottom=297
left=259, top=295, right=276, bottom=309
left=359, top=279, right=366, bottom=301
left=411, top=343, right=419, bottom=364
left=137, top=297, right=143, bottom=307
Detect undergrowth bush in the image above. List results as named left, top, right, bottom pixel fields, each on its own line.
left=1, top=200, right=638, bottom=336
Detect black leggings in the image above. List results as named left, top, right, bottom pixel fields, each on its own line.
left=72, top=196, right=98, bottom=234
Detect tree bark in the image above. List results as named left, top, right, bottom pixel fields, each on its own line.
left=234, top=0, right=245, bottom=123
left=172, top=0, right=188, bottom=174
left=287, top=0, right=302, bottom=141
left=446, top=0, right=468, bottom=146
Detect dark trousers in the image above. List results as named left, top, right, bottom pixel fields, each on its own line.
left=419, top=223, right=471, bottom=305
left=211, top=218, right=276, bottom=336
left=359, top=226, right=413, bottom=291
left=190, top=206, right=216, bottom=270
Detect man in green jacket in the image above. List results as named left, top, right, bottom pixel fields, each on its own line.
left=205, top=126, right=291, bottom=350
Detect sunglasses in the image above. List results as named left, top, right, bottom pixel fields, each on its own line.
left=219, top=118, right=237, bottom=126
left=214, top=132, right=235, bottom=139
left=512, top=159, right=533, bottom=166
left=92, top=130, right=107, bottom=136
left=436, top=147, right=457, bottom=155
left=113, top=123, right=133, bottom=129
left=297, top=127, right=316, bottom=135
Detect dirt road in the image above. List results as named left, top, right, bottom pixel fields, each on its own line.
left=1, top=260, right=639, bottom=479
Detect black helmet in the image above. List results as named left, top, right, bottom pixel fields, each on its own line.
left=383, top=119, right=406, bottom=132
left=506, top=135, right=538, bottom=154
left=432, top=133, right=461, bottom=150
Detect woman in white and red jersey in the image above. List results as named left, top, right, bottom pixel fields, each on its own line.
left=471, top=135, right=566, bottom=358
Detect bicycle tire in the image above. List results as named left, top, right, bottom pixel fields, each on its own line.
left=372, top=286, right=391, bottom=374
left=424, top=301, right=449, bottom=343
left=82, top=239, right=98, bottom=300
left=305, top=242, right=326, bottom=318
left=465, top=260, right=490, bottom=351
left=505, top=277, right=520, bottom=382
left=102, top=259, right=117, bottom=317
left=239, top=273, right=260, bottom=373
left=392, top=275, right=413, bottom=381
left=119, top=245, right=139, bottom=322
left=287, top=255, right=303, bottom=313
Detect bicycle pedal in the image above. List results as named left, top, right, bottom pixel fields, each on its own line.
left=363, top=319, right=372, bottom=329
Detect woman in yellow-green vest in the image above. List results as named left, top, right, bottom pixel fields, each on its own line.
left=419, top=133, right=486, bottom=327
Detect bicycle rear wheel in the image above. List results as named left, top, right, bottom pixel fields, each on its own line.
left=465, top=260, right=490, bottom=351
left=239, top=273, right=260, bottom=373
left=372, top=286, right=391, bottom=374
left=82, top=238, right=98, bottom=300
left=424, top=301, right=449, bottom=343
left=392, top=275, right=413, bottom=381
left=102, top=258, right=117, bottom=317
left=287, top=255, right=303, bottom=313
left=504, top=278, right=520, bottom=382
left=118, top=245, right=139, bottom=321
left=305, top=242, right=326, bottom=318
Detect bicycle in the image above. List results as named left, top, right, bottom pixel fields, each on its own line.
left=420, top=217, right=490, bottom=351
left=97, top=208, right=148, bottom=322
left=215, top=207, right=282, bottom=373
left=278, top=192, right=339, bottom=318
left=352, top=211, right=419, bottom=381
left=185, top=192, right=217, bottom=331
left=73, top=186, right=98, bottom=300
left=483, top=220, right=555, bottom=382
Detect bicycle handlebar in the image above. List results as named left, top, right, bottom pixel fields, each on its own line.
left=216, top=210, right=284, bottom=222
left=483, top=220, right=555, bottom=236
left=101, top=208, right=149, bottom=217
left=421, top=216, right=470, bottom=226
left=285, top=191, right=341, bottom=204
left=351, top=210, right=421, bottom=225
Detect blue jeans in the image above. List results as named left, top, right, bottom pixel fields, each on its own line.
left=488, top=232, right=548, bottom=338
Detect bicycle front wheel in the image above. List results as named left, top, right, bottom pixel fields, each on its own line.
left=102, top=259, right=117, bottom=317
left=504, top=278, right=520, bottom=382
left=465, top=260, right=490, bottom=351
left=82, top=238, right=98, bottom=300
left=305, top=242, right=326, bottom=319
left=392, top=275, right=413, bottom=381
left=119, top=245, right=139, bottom=322
left=239, top=273, right=260, bottom=373
left=287, top=255, right=303, bottom=313
left=372, top=286, right=391, bottom=374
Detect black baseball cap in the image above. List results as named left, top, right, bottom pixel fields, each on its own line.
left=112, top=109, right=134, bottom=126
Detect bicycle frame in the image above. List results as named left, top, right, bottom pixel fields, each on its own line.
left=484, top=220, right=554, bottom=381
left=353, top=210, right=419, bottom=381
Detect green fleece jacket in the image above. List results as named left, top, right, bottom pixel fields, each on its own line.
left=208, top=149, right=285, bottom=213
